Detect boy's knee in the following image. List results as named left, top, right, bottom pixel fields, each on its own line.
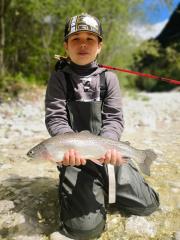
left=61, top=212, right=106, bottom=239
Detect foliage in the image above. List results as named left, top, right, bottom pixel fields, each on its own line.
left=129, top=40, right=180, bottom=91
left=0, top=0, right=178, bottom=98
left=0, top=71, right=45, bottom=102
left=2, top=0, right=142, bottom=82
left=0, top=73, right=27, bottom=100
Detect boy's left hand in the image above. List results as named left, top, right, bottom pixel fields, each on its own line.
left=99, top=149, right=127, bottom=166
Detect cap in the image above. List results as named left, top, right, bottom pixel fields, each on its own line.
left=64, top=13, right=103, bottom=41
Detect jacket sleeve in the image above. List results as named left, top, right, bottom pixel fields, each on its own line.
left=45, top=71, right=73, bottom=136
left=99, top=71, right=124, bottom=141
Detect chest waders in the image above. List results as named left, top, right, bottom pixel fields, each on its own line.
left=57, top=71, right=160, bottom=239
left=60, top=71, right=119, bottom=205
left=64, top=71, right=116, bottom=203
left=58, top=71, right=111, bottom=238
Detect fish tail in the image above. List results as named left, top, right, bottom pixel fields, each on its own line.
left=139, top=149, right=157, bottom=176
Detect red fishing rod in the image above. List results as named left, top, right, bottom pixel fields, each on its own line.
left=99, top=64, right=180, bottom=85
left=54, top=55, right=180, bottom=85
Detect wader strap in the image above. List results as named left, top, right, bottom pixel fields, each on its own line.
left=107, top=164, right=116, bottom=203
left=100, top=71, right=116, bottom=204
left=57, top=166, right=67, bottom=225
left=64, top=73, right=75, bottom=101
left=99, top=71, right=107, bottom=100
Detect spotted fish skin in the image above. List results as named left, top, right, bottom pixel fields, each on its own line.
left=27, top=131, right=157, bottom=175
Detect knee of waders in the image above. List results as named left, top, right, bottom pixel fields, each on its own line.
left=116, top=197, right=160, bottom=217
left=61, top=212, right=106, bottom=240
left=140, top=200, right=160, bottom=216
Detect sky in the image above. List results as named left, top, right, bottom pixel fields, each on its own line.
left=141, top=0, right=180, bottom=24
left=131, top=0, right=180, bottom=40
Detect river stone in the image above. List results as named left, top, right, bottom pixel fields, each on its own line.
left=12, top=235, right=43, bottom=240
left=0, top=200, right=15, bottom=213
left=0, top=213, right=25, bottom=229
left=50, top=231, right=74, bottom=240
left=175, top=231, right=180, bottom=240
left=125, top=216, right=156, bottom=237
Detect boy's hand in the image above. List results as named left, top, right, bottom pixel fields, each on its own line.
left=59, top=149, right=126, bottom=167
left=62, top=149, right=86, bottom=166
left=99, top=149, right=127, bottom=166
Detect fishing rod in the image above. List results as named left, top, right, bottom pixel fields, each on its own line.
left=54, top=55, right=180, bottom=85
left=99, top=64, right=180, bottom=85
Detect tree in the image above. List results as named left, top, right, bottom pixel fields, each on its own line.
left=0, top=0, right=11, bottom=76
left=1, top=0, right=176, bottom=87
left=130, top=2, right=180, bottom=91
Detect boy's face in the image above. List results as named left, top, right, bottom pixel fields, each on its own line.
left=64, top=31, right=102, bottom=65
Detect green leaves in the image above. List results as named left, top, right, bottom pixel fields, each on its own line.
left=1, top=0, right=178, bottom=94
left=2, top=0, right=141, bottom=81
left=131, top=40, right=180, bottom=91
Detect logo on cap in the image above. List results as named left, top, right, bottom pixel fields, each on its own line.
left=69, top=15, right=99, bottom=35
left=65, top=13, right=102, bottom=40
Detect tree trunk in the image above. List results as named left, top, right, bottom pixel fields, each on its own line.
left=0, top=0, right=11, bottom=76
left=0, top=0, right=5, bottom=76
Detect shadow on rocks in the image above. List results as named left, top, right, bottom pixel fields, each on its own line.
left=0, top=174, right=60, bottom=239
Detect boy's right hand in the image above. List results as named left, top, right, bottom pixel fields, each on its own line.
left=62, top=149, right=86, bottom=166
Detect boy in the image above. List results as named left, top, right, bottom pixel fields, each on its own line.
left=45, top=13, right=159, bottom=240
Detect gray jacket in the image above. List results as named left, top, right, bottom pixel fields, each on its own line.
left=45, top=61, right=124, bottom=140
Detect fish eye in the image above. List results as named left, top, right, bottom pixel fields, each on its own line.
left=27, top=150, right=34, bottom=156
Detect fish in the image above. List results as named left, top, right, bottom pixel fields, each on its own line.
left=27, top=131, right=157, bottom=175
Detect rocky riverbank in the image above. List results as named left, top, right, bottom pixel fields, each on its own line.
left=0, top=89, right=179, bottom=240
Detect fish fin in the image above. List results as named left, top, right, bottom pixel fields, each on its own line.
left=139, top=149, right=157, bottom=176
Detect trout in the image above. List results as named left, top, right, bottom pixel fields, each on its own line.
left=27, top=131, right=157, bottom=175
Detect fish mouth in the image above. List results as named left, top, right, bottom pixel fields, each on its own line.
left=27, top=149, right=37, bottom=162
left=27, top=149, right=34, bottom=158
